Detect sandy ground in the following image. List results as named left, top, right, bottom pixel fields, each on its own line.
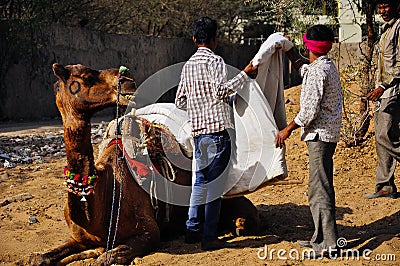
left=1, top=86, right=399, bottom=266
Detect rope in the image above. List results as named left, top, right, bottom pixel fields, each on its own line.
left=159, top=156, right=177, bottom=223
left=111, top=156, right=124, bottom=254
left=160, top=156, right=176, bottom=182
left=149, top=166, right=159, bottom=218
left=104, top=131, right=118, bottom=264
left=105, top=66, right=128, bottom=264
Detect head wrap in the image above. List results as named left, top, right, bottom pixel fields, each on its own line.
left=303, top=33, right=333, bottom=55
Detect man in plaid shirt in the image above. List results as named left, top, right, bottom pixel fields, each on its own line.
left=175, top=16, right=257, bottom=251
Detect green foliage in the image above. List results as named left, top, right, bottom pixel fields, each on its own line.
left=1, top=0, right=267, bottom=43
left=249, top=0, right=339, bottom=41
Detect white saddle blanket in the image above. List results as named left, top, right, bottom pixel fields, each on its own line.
left=134, top=103, right=194, bottom=158
left=130, top=79, right=287, bottom=197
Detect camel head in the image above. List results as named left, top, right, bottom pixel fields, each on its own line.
left=52, top=63, right=137, bottom=118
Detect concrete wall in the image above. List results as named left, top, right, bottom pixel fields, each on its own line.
left=0, top=23, right=364, bottom=121
left=0, top=24, right=258, bottom=120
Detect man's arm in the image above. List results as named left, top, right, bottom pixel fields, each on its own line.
left=275, top=120, right=300, bottom=148
left=211, top=58, right=257, bottom=100
left=275, top=72, right=323, bottom=148
left=285, top=47, right=304, bottom=72
left=367, top=27, right=400, bottom=101
left=294, top=70, right=324, bottom=128
left=380, top=30, right=400, bottom=90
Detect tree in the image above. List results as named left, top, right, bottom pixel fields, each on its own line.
left=1, top=0, right=273, bottom=43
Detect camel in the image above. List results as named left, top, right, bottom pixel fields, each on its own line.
left=28, top=63, right=259, bottom=265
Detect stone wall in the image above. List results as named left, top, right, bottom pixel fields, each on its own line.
left=0, top=23, right=363, bottom=121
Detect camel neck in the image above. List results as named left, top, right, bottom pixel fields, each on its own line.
left=62, top=117, right=95, bottom=176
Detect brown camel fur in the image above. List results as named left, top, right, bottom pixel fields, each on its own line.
left=28, top=63, right=259, bottom=265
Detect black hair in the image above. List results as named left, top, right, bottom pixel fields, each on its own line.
left=376, top=0, right=399, bottom=5
left=306, top=24, right=335, bottom=42
left=192, top=17, right=218, bottom=45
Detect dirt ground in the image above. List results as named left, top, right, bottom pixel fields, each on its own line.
left=1, top=86, right=399, bottom=266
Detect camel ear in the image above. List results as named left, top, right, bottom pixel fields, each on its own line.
left=52, top=63, right=70, bottom=83
left=80, top=68, right=100, bottom=86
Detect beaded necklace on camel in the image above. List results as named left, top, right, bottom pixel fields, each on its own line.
left=63, top=166, right=97, bottom=201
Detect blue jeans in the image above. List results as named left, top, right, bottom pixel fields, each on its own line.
left=186, top=129, right=231, bottom=241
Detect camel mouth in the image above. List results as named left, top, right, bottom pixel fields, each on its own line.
left=118, top=93, right=136, bottom=106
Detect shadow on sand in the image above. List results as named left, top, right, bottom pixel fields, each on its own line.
left=159, top=203, right=400, bottom=256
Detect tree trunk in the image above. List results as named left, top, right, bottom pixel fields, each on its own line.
left=355, top=0, right=375, bottom=144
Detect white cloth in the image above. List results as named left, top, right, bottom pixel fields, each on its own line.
left=130, top=80, right=288, bottom=197
left=252, top=32, right=293, bottom=130
left=218, top=32, right=292, bottom=196
left=223, top=79, right=288, bottom=196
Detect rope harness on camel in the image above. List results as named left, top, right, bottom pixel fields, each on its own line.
left=115, top=116, right=178, bottom=217
left=105, top=66, right=128, bottom=264
left=102, top=69, right=178, bottom=262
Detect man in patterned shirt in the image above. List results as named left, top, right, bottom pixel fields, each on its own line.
left=175, top=16, right=257, bottom=251
left=275, top=25, right=342, bottom=258
left=364, top=0, right=400, bottom=199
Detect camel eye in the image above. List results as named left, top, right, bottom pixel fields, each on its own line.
left=69, top=81, right=81, bottom=95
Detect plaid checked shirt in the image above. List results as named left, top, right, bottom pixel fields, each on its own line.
left=175, top=47, right=248, bottom=136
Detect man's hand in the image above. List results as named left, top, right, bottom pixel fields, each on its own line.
left=275, top=121, right=299, bottom=148
left=243, top=61, right=258, bottom=79
left=275, top=127, right=292, bottom=148
left=366, top=87, right=384, bottom=101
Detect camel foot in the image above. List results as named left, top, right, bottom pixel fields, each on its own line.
left=25, top=252, right=53, bottom=266
left=95, top=245, right=134, bottom=265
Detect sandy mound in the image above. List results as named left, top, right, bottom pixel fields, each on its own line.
left=1, top=86, right=399, bottom=265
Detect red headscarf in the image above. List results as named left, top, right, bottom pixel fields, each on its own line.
left=303, top=33, right=333, bottom=55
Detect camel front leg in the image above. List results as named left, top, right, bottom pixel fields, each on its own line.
left=58, top=247, right=105, bottom=265
left=27, top=238, right=86, bottom=266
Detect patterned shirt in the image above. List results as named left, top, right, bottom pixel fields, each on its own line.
left=175, top=47, right=248, bottom=136
left=377, top=17, right=400, bottom=98
left=294, top=55, right=342, bottom=143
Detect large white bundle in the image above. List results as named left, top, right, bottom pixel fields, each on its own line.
left=124, top=33, right=292, bottom=197
left=131, top=82, right=287, bottom=197
left=223, top=32, right=292, bottom=196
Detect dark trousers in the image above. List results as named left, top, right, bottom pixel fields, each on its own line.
left=307, top=139, right=338, bottom=252
left=374, top=95, right=400, bottom=193
left=186, top=130, right=231, bottom=241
